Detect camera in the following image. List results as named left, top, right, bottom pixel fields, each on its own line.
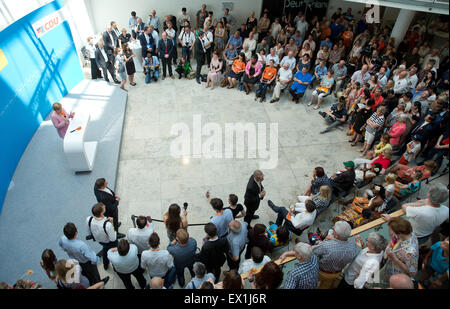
left=183, top=202, right=188, bottom=211
left=85, top=234, right=94, bottom=241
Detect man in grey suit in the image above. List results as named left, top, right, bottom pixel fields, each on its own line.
left=95, top=39, right=120, bottom=84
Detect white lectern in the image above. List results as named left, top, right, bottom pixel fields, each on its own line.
left=64, top=113, right=98, bottom=172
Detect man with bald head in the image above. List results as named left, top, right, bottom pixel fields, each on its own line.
left=244, top=170, right=266, bottom=225
left=270, top=61, right=293, bottom=103
left=394, top=70, right=410, bottom=96
left=351, top=64, right=370, bottom=86
left=150, top=277, right=165, bottom=289
left=226, top=220, right=248, bottom=269
left=389, top=273, right=414, bottom=289
left=332, top=60, right=347, bottom=93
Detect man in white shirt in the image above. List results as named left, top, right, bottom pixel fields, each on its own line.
left=351, top=64, right=371, bottom=86
left=107, top=239, right=147, bottom=289
left=141, top=232, right=176, bottom=288
left=266, top=48, right=280, bottom=66
left=127, top=216, right=155, bottom=257
left=243, top=31, right=257, bottom=54
left=238, top=246, right=271, bottom=274
left=393, top=70, right=410, bottom=95
left=280, top=51, right=296, bottom=71
left=178, top=26, right=195, bottom=63
left=400, top=183, right=449, bottom=245
left=341, top=232, right=387, bottom=289
left=148, top=25, right=159, bottom=49
left=86, top=203, right=118, bottom=270
left=407, top=67, right=419, bottom=91
left=267, top=199, right=317, bottom=236
left=203, top=26, right=214, bottom=66
left=422, top=49, right=440, bottom=70
left=270, top=62, right=292, bottom=103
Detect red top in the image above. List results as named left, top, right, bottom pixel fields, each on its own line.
left=370, top=93, right=384, bottom=112
left=371, top=154, right=391, bottom=169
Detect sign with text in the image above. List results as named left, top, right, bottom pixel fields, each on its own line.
left=32, top=8, right=66, bottom=39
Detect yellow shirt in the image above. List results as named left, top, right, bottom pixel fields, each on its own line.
left=375, top=142, right=392, bottom=156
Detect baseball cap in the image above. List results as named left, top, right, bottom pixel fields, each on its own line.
left=343, top=161, right=355, bottom=168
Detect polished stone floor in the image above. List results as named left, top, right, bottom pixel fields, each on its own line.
left=82, top=63, right=362, bottom=288
left=81, top=63, right=445, bottom=289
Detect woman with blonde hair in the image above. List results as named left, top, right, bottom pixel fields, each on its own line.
left=51, top=102, right=74, bottom=139
left=297, top=185, right=332, bottom=215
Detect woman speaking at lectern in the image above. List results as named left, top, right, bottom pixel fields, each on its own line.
left=51, top=102, right=74, bottom=138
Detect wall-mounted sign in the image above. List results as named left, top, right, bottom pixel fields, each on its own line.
left=32, top=8, right=67, bottom=39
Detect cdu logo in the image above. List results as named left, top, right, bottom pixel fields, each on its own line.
left=0, top=49, right=8, bottom=71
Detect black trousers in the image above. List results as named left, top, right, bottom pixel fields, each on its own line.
left=99, top=240, right=118, bottom=269
left=100, top=61, right=117, bottom=82
left=196, top=55, right=205, bottom=79
left=90, top=58, right=102, bottom=79
left=104, top=205, right=119, bottom=232
left=205, top=48, right=212, bottom=66
left=116, top=267, right=147, bottom=289
left=175, top=67, right=189, bottom=78
left=79, top=261, right=100, bottom=285
left=289, top=88, right=305, bottom=102
left=161, top=57, right=173, bottom=77
left=207, top=266, right=222, bottom=284
left=243, top=204, right=259, bottom=225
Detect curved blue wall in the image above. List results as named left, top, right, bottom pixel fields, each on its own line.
left=0, top=0, right=83, bottom=210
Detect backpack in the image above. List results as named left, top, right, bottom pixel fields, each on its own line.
left=87, top=217, right=109, bottom=242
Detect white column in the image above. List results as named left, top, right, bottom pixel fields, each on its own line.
left=390, top=8, right=416, bottom=48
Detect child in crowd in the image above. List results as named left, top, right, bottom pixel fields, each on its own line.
left=175, top=56, right=192, bottom=79
left=420, top=237, right=449, bottom=289
left=394, top=170, right=422, bottom=198
left=398, top=135, right=422, bottom=165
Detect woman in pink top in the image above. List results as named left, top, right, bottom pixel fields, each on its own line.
left=388, top=114, right=407, bottom=148
left=51, top=102, right=74, bottom=139
left=243, top=54, right=262, bottom=95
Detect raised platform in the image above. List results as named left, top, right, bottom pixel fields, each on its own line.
left=0, top=80, right=127, bottom=288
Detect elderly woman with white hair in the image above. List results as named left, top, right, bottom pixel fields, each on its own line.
left=339, top=232, right=388, bottom=289
left=185, top=262, right=216, bottom=289
left=388, top=113, right=408, bottom=150
left=312, top=221, right=357, bottom=289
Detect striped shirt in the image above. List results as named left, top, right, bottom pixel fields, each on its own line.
left=365, top=113, right=385, bottom=135
left=284, top=255, right=319, bottom=289
left=313, top=239, right=357, bottom=273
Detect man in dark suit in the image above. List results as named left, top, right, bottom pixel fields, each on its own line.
left=194, top=30, right=206, bottom=84
left=159, top=31, right=175, bottom=79
left=139, top=26, right=156, bottom=58
left=410, top=114, right=436, bottom=147
left=243, top=170, right=266, bottom=225
left=102, top=26, right=118, bottom=55
left=95, top=40, right=120, bottom=84
left=94, top=178, right=124, bottom=237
